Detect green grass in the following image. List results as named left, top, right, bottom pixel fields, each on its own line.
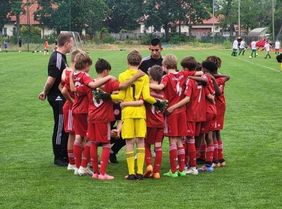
left=0, top=48, right=282, bottom=209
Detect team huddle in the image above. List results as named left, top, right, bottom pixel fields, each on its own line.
left=41, top=34, right=230, bottom=181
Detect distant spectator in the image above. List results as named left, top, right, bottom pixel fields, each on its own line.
left=44, top=40, right=49, bottom=55
left=275, top=40, right=280, bottom=55
left=3, top=40, right=8, bottom=52
left=18, top=37, right=22, bottom=53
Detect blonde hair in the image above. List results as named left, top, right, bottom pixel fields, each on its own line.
left=71, top=49, right=83, bottom=63
left=162, top=54, right=177, bottom=69
left=74, top=51, right=92, bottom=70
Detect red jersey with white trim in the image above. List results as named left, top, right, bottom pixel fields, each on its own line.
left=203, top=74, right=217, bottom=115
left=161, top=71, right=187, bottom=114
left=145, top=88, right=165, bottom=128
left=88, top=79, right=120, bottom=122
left=62, top=68, right=75, bottom=103
left=215, top=77, right=226, bottom=108
left=72, top=71, right=92, bottom=114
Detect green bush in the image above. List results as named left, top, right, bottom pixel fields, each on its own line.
left=222, top=39, right=232, bottom=49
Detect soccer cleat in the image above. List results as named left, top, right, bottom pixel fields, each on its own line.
left=186, top=167, right=199, bottom=175
left=135, top=173, right=144, bottom=180
left=78, top=166, right=94, bottom=176
left=144, top=165, right=153, bottom=178
left=92, top=173, right=99, bottom=179
left=178, top=170, right=187, bottom=177
left=54, top=159, right=68, bottom=167
left=196, top=158, right=205, bottom=165
left=125, top=174, right=136, bottom=180
left=163, top=170, right=178, bottom=178
left=152, top=172, right=160, bottom=179
left=98, top=174, right=114, bottom=180
left=219, top=159, right=226, bottom=167
left=74, top=167, right=79, bottom=175
left=67, top=163, right=76, bottom=171
left=198, top=164, right=214, bottom=173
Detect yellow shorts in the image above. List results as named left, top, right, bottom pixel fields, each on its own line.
left=122, top=118, right=147, bottom=139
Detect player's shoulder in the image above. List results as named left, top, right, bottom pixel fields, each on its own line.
left=141, top=56, right=151, bottom=62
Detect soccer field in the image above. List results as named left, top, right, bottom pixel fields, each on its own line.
left=0, top=47, right=281, bottom=209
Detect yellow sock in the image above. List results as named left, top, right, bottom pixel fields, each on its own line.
left=137, top=148, right=145, bottom=175
left=280, top=63, right=282, bottom=71
left=126, top=151, right=135, bottom=175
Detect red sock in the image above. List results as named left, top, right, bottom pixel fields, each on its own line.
left=73, top=142, right=82, bottom=168
left=90, top=143, right=99, bottom=174
left=153, top=146, right=162, bottom=173
left=169, top=144, right=177, bottom=173
left=100, top=144, right=110, bottom=175
left=200, top=142, right=207, bottom=161
left=67, top=149, right=75, bottom=165
left=81, top=142, right=90, bottom=168
left=218, top=138, right=224, bottom=161
left=213, top=140, right=218, bottom=163
left=187, top=138, right=197, bottom=167
left=145, top=143, right=152, bottom=167
left=206, top=144, right=214, bottom=164
left=177, top=146, right=186, bottom=172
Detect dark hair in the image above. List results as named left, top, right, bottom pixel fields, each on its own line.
left=127, top=50, right=142, bottom=66
left=148, top=65, right=163, bottom=83
left=151, top=38, right=161, bottom=47
left=95, top=58, right=112, bottom=74
left=196, top=62, right=202, bottom=71
left=74, top=52, right=92, bottom=70
left=206, top=56, right=222, bottom=69
left=57, top=33, right=73, bottom=47
left=202, top=60, right=218, bottom=74
left=181, top=56, right=197, bottom=71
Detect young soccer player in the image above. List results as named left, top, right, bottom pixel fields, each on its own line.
left=275, top=40, right=281, bottom=55
left=250, top=40, right=257, bottom=58
left=102, top=50, right=165, bottom=180
left=87, top=58, right=144, bottom=180
left=238, top=39, right=246, bottom=56
left=264, top=41, right=271, bottom=59
left=231, top=38, right=238, bottom=56
left=143, top=65, right=165, bottom=179
left=60, top=49, right=82, bottom=171
left=206, top=56, right=230, bottom=167
left=44, top=40, right=49, bottom=55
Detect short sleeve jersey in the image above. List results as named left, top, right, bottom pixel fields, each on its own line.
left=161, top=71, right=186, bottom=114
left=203, top=74, right=217, bottom=115
left=88, top=79, right=120, bottom=123
left=139, top=56, right=163, bottom=74
left=72, top=71, right=92, bottom=114
left=111, top=69, right=156, bottom=120
left=215, top=77, right=226, bottom=109
left=145, top=89, right=165, bottom=128
left=47, top=51, right=67, bottom=97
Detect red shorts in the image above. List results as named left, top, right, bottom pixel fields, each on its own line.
left=202, top=112, right=216, bottom=133
left=164, top=112, right=187, bottom=137
left=186, top=122, right=196, bottom=137
left=63, top=103, right=74, bottom=134
left=145, top=127, right=164, bottom=145
left=87, top=121, right=111, bottom=143
left=215, top=110, right=225, bottom=130
left=73, top=113, right=88, bottom=137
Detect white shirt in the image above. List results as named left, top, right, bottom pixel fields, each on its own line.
left=233, top=40, right=238, bottom=49
left=251, top=41, right=257, bottom=50
left=264, top=43, right=270, bottom=52
left=239, top=40, right=246, bottom=49
left=275, top=41, right=280, bottom=49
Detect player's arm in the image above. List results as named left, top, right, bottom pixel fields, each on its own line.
left=166, top=96, right=190, bottom=115
left=111, top=120, right=122, bottom=138
left=213, top=74, right=231, bottom=82
left=120, top=100, right=144, bottom=108
left=61, top=86, right=74, bottom=103
left=87, top=75, right=116, bottom=89
left=206, top=94, right=215, bottom=104
left=38, top=76, right=55, bottom=101
left=208, top=74, right=221, bottom=97
left=188, top=76, right=207, bottom=84
left=149, top=83, right=165, bottom=91
left=118, top=70, right=145, bottom=90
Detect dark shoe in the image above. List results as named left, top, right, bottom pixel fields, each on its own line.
left=125, top=174, right=136, bottom=180
left=135, top=173, right=144, bottom=180
left=109, top=153, right=118, bottom=163
left=196, top=158, right=205, bottom=165
left=54, top=159, right=68, bottom=167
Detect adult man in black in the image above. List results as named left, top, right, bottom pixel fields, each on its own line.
left=38, top=33, right=74, bottom=166
left=139, top=38, right=163, bottom=74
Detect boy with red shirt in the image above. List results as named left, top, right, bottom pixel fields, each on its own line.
left=60, top=49, right=82, bottom=171
left=143, top=65, right=165, bottom=179
left=87, top=58, right=145, bottom=180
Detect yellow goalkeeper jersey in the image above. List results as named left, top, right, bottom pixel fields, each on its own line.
left=111, top=68, right=156, bottom=119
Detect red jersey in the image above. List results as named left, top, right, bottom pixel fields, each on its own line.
left=215, top=77, right=226, bottom=109
left=203, top=74, right=217, bottom=115
left=145, top=88, right=165, bottom=128
left=88, top=79, right=120, bottom=123
left=72, top=71, right=92, bottom=114
left=184, top=78, right=206, bottom=122
left=161, top=71, right=186, bottom=114
left=61, top=68, right=75, bottom=107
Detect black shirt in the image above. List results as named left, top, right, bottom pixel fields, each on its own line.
left=139, top=56, right=163, bottom=74
left=47, top=51, right=67, bottom=97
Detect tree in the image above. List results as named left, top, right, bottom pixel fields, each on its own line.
left=10, top=0, right=24, bottom=43
left=105, top=0, right=143, bottom=33
left=143, top=0, right=210, bottom=41
left=0, top=0, right=10, bottom=35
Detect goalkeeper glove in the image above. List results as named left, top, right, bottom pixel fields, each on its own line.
left=93, top=89, right=111, bottom=102
left=153, top=100, right=168, bottom=112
